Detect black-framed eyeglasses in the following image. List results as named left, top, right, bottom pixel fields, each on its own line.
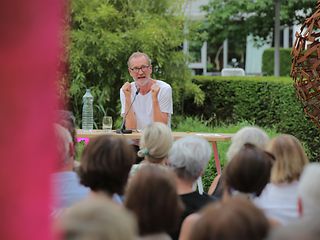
left=129, top=65, right=150, bottom=73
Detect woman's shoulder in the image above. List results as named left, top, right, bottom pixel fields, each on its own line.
left=129, top=163, right=143, bottom=177
left=137, top=232, right=172, bottom=240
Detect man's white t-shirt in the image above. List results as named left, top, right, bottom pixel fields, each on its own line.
left=120, top=80, right=173, bottom=130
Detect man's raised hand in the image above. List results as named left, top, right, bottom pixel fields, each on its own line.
left=151, top=83, right=160, bottom=99
left=122, top=82, right=131, bottom=98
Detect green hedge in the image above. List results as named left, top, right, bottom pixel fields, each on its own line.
left=184, top=76, right=320, bottom=162
left=262, top=48, right=292, bottom=76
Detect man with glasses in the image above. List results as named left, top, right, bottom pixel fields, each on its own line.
left=120, top=52, right=173, bottom=130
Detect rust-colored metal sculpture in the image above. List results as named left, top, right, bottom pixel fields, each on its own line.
left=291, top=0, right=320, bottom=128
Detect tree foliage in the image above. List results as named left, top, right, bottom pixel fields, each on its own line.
left=200, top=0, right=316, bottom=70
left=68, top=0, right=201, bottom=127
left=203, top=0, right=315, bottom=45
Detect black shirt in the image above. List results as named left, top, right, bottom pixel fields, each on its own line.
left=170, top=191, right=216, bottom=240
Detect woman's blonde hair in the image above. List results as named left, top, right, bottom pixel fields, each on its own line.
left=137, top=122, right=173, bottom=163
left=267, top=134, right=309, bottom=184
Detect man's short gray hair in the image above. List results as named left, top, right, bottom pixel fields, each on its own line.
left=227, top=126, right=269, bottom=162
left=54, top=123, right=73, bottom=167
left=127, top=52, right=152, bottom=68
left=168, top=136, right=212, bottom=182
left=298, top=163, right=320, bottom=217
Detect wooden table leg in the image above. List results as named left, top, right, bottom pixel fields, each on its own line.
left=212, top=141, right=221, bottom=175
left=207, top=141, right=222, bottom=195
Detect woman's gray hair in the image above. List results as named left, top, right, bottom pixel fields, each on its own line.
left=227, top=126, right=269, bottom=162
left=168, top=136, right=212, bottom=181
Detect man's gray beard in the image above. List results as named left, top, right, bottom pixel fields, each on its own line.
left=135, top=77, right=150, bottom=87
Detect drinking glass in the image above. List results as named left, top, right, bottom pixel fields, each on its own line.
left=102, top=116, right=113, bottom=132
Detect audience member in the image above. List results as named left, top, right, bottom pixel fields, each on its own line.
left=188, top=197, right=270, bottom=240
left=130, top=122, right=173, bottom=176
left=78, top=135, right=135, bottom=202
left=209, top=126, right=270, bottom=197
left=223, top=143, right=274, bottom=198
left=297, top=163, right=320, bottom=218
left=56, top=110, right=77, bottom=143
left=180, top=143, right=274, bottom=239
left=226, top=126, right=269, bottom=161
left=266, top=163, right=320, bottom=240
left=58, top=196, right=137, bottom=240
left=56, top=110, right=81, bottom=170
left=125, top=165, right=183, bottom=240
left=267, top=216, right=320, bottom=240
left=51, top=124, right=89, bottom=216
left=254, top=134, right=309, bottom=225
left=168, top=136, right=215, bottom=240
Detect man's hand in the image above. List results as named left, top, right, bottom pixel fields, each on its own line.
left=122, top=82, right=131, bottom=98
left=121, top=82, right=136, bottom=129
left=151, top=83, right=160, bottom=99
left=151, top=82, right=168, bottom=124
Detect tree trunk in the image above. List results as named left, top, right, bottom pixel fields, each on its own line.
left=214, top=44, right=223, bottom=71
left=274, top=0, right=281, bottom=77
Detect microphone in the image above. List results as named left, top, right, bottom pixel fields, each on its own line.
left=116, top=86, right=140, bottom=134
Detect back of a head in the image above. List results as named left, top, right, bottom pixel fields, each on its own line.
left=59, top=196, right=137, bottom=240
left=56, top=110, right=76, bottom=142
left=227, top=126, right=269, bottom=161
left=298, top=163, right=320, bottom=217
left=54, top=124, right=73, bottom=169
left=224, top=143, right=274, bottom=197
left=79, top=135, right=135, bottom=195
left=267, top=216, right=320, bottom=240
left=267, top=134, right=309, bottom=184
left=189, top=196, right=269, bottom=240
left=168, top=136, right=212, bottom=182
left=125, top=164, right=183, bottom=236
left=138, top=122, right=173, bottom=163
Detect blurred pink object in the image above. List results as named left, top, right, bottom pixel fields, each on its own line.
left=77, top=137, right=90, bottom=144
left=0, top=0, right=64, bottom=240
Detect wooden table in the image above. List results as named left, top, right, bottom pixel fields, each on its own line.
left=76, top=129, right=233, bottom=175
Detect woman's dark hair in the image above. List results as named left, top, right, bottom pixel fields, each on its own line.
left=224, top=143, right=274, bottom=197
left=125, top=165, right=184, bottom=236
left=79, top=136, right=135, bottom=195
left=189, top=196, right=269, bottom=240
